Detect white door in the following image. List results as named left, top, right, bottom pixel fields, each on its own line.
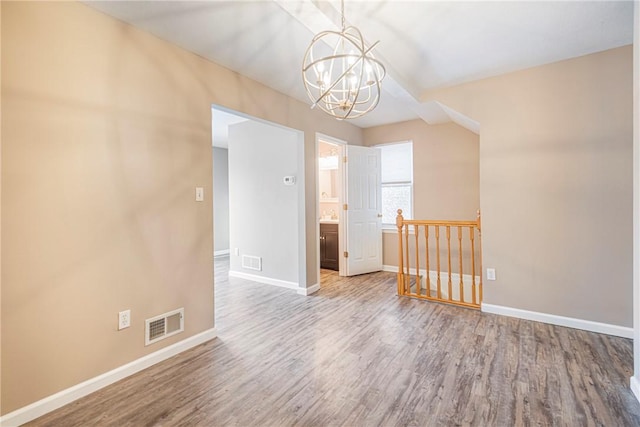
left=344, top=145, right=382, bottom=276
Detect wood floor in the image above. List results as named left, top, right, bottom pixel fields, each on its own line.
left=29, top=257, right=640, bottom=426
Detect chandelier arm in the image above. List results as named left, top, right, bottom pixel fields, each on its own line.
left=303, top=53, right=368, bottom=73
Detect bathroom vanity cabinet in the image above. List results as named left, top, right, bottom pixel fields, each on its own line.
left=320, top=223, right=339, bottom=271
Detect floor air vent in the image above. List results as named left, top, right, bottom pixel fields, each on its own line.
left=145, top=308, right=184, bottom=346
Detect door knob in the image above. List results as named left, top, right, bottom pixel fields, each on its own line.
left=377, top=214, right=383, bottom=218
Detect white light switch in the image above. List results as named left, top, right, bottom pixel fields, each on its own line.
left=195, top=187, right=204, bottom=202
left=486, top=268, right=496, bottom=281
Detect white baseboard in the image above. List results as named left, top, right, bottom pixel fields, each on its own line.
left=631, top=376, right=640, bottom=404
left=214, top=249, right=230, bottom=257
left=0, top=328, right=217, bottom=427
left=229, top=270, right=299, bottom=291
left=382, top=227, right=414, bottom=235
left=382, top=264, right=399, bottom=273
left=298, top=283, right=320, bottom=296
left=383, top=265, right=480, bottom=300
left=384, top=264, right=479, bottom=281
left=228, top=270, right=318, bottom=296
left=387, top=263, right=633, bottom=339
left=482, top=303, right=633, bottom=339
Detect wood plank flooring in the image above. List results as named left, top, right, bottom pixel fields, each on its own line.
left=28, top=257, right=640, bottom=426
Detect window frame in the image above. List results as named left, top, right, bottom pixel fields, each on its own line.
left=376, top=141, right=413, bottom=229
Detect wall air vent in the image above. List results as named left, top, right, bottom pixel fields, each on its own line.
left=145, top=308, right=184, bottom=346
left=242, top=255, right=262, bottom=271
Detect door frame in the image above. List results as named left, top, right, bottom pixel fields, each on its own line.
left=212, top=104, right=307, bottom=291
left=315, top=133, right=347, bottom=286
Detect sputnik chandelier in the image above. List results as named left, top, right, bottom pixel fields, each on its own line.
left=302, top=0, right=386, bottom=120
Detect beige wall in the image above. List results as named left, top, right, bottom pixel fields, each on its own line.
left=1, top=2, right=361, bottom=414
left=426, top=45, right=633, bottom=327
left=363, top=120, right=480, bottom=267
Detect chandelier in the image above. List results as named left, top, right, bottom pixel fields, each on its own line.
left=302, top=0, right=386, bottom=120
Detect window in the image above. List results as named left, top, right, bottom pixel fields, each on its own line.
left=378, top=142, right=413, bottom=226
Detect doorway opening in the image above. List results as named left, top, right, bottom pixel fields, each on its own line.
left=317, top=135, right=346, bottom=284
left=316, top=135, right=384, bottom=288
left=212, top=105, right=307, bottom=297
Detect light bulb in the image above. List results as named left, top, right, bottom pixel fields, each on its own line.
left=365, top=63, right=374, bottom=85
left=347, top=50, right=356, bottom=66
left=316, top=62, right=326, bottom=86
left=349, top=73, right=358, bottom=86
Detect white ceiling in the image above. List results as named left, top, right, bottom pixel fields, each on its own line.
left=87, top=1, right=634, bottom=130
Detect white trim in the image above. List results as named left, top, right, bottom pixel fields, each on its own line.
left=0, top=328, right=217, bottom=427
left=315, top=133, right=347, bottom=279
left=382, top=227, right=413, bottom=235
left=214, top=249, right=230, bottom=257
left=631, top=376, right=640, bottom=405
left=298, top=283, right=320, bottom=296
left=383, top=265, right=480, bottom=282
left=632, top=0, right=640, bottom=392
left=383, top=265, right=480, bottom=302
left=482, top=303, right=633, bottom=339
left=228, top=270, right=318, bottom=296
left=229, top=270, right=299, bottom=290
left=386, top=264, right=634, bottom=339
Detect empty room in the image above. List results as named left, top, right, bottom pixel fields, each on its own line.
left=2, top=1, right=640, bottom=426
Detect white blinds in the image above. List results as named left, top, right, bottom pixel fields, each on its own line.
left=380, top=142, right=412, bottom=183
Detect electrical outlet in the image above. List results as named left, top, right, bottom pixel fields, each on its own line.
left=234, top=248, right=239, bottom=256
left=118, top=310, right=131, bottom=330
left=486, top=268, right=496, bottom=281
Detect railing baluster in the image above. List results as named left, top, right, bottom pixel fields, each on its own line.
left=396, top=210, right=404, bottom=295
left=435, top=226, right=441, bottom=300
left=404, top=222, right=410, bottom=294
left=414, top=224, right=420, bottom=297
left=458, top=226, right=464, bottom=303
left=477, top=210, right=483, bottom=306
left=425, top=225, right=430, bottom=299
left=470, top=226, right=477, bottom=305
left=446, top=226, right=452, bottom=301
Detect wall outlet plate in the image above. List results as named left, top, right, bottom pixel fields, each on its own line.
left=195, top=187, right=204, bottom=202
left=118, top=310, right=131, bottom=330
left=486, top=268, right=496, bottom=281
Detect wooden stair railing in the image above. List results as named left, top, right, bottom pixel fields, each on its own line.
left=396, top=209, right=483, bottom=309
